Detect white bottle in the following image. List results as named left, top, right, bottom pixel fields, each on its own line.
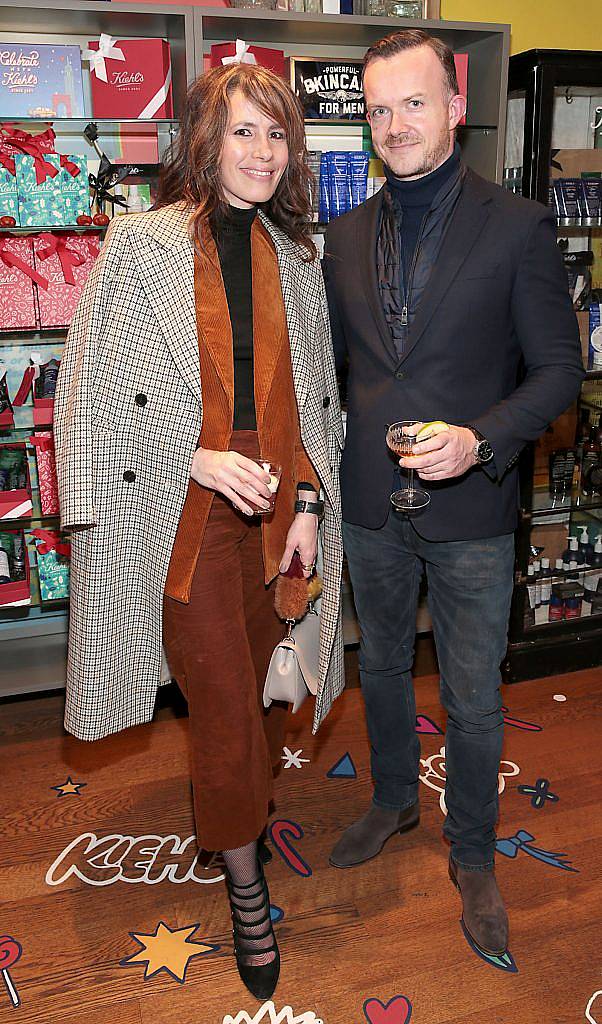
left=578, top=525, right=591, bottom=567
left=532, top=559, right=541, bottom=610
left=540, top=557, right=552, bottom=607
left=127, top=184, right=145, bottom=214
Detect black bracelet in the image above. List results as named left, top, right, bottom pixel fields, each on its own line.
left=295, top=498, right=324, bottom=517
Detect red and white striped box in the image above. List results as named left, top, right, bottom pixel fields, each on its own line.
left=0, top=528, right=31, bottom=607
left=0, top=442, right=33, bottom=519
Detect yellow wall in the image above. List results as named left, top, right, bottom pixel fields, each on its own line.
left=441, top=0, right=602, bottom=54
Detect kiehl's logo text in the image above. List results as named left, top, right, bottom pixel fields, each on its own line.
left=0, top=48, right=40, bottom=90
left=110, top=70, right=144, bottom=89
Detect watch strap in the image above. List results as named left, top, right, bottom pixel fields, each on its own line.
left=295, top=498, right=324, bottom=516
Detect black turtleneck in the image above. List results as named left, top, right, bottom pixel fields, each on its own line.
left=211, top=203, right=257, bottom=431
left=385, top=143, right=461, bottom=290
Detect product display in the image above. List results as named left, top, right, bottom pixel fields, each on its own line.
left=13, top=354, right=61, bottom=425
left=0, top=364, right=13, bottom=427
left=589, top=301, right=602, bottom=366
left=317, top=150, right=369, bottom=222
left=0, top=236, right=46, bottom=330
left=551, top=177, right=602, bottom=226
left=0, top=42, right=84, bottom=118
left=86, top=36, right=173, bottom=119
left=0, top=528, right=30, bottom=606
left=210, top=39, right=286, bottom=77
left=30, top=432, right=59, bottom=516
left=31, top=528, right=71, bottom=602
left=0, top=442, right=32, bottom=519
left=59, top=155, right=91, bottom=224
left=33, top=232, right=101, bottom=328
left=15, top=153, right=65, bottom=227
left=0, top=162, right=19, bottom=225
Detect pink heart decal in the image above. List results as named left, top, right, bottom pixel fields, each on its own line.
left=363, top=995, right=412, bottom=1024
left=415, top=714, right=442, bottom=735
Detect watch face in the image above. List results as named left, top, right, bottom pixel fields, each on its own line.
left=477, top=440, right=494, bottom=463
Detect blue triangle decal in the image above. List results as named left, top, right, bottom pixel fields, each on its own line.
left=326, top=753, right=357, bottom=779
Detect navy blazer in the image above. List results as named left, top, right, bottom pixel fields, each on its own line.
left=323, top=168, right=585, bottom=540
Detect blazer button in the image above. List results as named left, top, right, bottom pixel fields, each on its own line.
left=323, top=396, right=330, bottom=408
left=395, top=370, right=405, bottom=381
left=135, top=393, right=148, bottom=407
left=123, top=470, right=136, bottom=483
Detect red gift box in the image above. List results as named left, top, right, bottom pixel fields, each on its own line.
left=33, top=231, right=101, bottom=329
left=0, top=442, right=33, bottom=519
left=0, top=528, right=31, bottom=607
left=209, top=40, right=286, bottom=78
left=86, top=37, right=173, bottom=119
left=0, top=236, right=47, bottom=330
left=454, top=54, right=468, bottom=126
left=30, top=432, right=59, bottom=515
left=0, top=368, right=13, bottom=428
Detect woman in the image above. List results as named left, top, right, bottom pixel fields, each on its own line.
left=54, top=62, right=345, bottom=1000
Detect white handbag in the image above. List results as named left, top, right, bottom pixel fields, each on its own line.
left=263, top=605, right=320, bottom=714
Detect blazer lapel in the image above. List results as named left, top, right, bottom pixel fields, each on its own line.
left=258, top=212, right=314, bottom=419
left=397, top=173, right=492, bottom=366
left=356, top=192, right=398, bottom=364
left=130, top=205, right=201, bottom=404
left=194, top=224, right=233, bottom=414
left=252, top=219, right=286, bottom=429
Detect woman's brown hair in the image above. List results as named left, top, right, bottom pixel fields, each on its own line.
left=157, top=62, right=316, bottom=259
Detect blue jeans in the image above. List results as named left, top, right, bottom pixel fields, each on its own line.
left=343, top=513, right=515, bottom=869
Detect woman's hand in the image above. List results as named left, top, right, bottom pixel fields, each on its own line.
left=190, top=447, right=272, bottom=516
left=280, top=513, right=318, bottom=578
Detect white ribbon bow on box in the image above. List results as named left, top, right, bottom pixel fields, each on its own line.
left=221, top=39, right=258, bottom=67
left=83, top=34, right=126, bottom=83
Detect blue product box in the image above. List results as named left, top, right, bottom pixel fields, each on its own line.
left=589, top=302, right=602, bottom=366
left=0, top=165, right=19, bottom=224
left=0, top=42, right=84, bottom=118
left=59, top=154, right=90, bottom=222
left=15, top=153, right=67, bottom=226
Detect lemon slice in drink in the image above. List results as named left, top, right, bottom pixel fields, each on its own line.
left=416, top=420, right=449, bottom=441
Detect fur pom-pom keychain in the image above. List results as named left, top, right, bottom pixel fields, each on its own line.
left=274, top=551, right=321, bottom=622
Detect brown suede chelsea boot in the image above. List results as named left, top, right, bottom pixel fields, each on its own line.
left=449, top=853, right=509, bottom=954
left=329, top=801, right=420, bottom=869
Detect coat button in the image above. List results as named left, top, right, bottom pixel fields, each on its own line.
left=135, top=393, right=147, bottom=407
left=323, top=396, right=330, bottom=408
left=395, top=370, right=405, bottom=380
left=123, top=470, right=136, bottom=483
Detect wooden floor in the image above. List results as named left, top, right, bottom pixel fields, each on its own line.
left=0, top=662, right=601, bottom=1024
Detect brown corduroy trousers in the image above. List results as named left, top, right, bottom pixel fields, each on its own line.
left=162, top=431, right=289, bottom=852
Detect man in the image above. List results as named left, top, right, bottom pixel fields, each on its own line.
left=323, top=29, right=583, bottom=954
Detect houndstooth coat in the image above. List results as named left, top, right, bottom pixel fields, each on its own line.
left=54, top=202, right=345, bottom=742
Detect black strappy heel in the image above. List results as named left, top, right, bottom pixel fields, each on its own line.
left=225, top=860, right=280, bottom=1000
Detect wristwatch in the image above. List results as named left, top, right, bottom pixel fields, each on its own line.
left=295, top=498, right=324, bottom=517
left=466, top=425, right=494, bottom=464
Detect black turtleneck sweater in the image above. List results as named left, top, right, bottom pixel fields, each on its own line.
left=211, top=203, right=257, bottom=431
left=385, top=143, right=461, bottom=290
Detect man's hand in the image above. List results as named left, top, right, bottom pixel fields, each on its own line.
left=398, top=425, right=477, bottom=481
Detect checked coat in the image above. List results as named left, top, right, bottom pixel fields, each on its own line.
left=54, top=202, right=345, bottom=742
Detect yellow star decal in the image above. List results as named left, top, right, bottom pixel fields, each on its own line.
left=120, top=921, right=219, bottom=983
left=51, top=776, right=87, bottom=797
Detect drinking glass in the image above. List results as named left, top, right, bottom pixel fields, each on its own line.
left=248, top=458, right=282, bottom=515
left=386, top=420, right=430, bottom=511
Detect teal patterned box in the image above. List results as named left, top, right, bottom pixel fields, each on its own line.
left=60, top=154, right=90, bottom=222
left=36, top=545, right=70, bottom=601
left=15, top=154, right=67, bottom=226
left=0, top=167, right=19, bottom=224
